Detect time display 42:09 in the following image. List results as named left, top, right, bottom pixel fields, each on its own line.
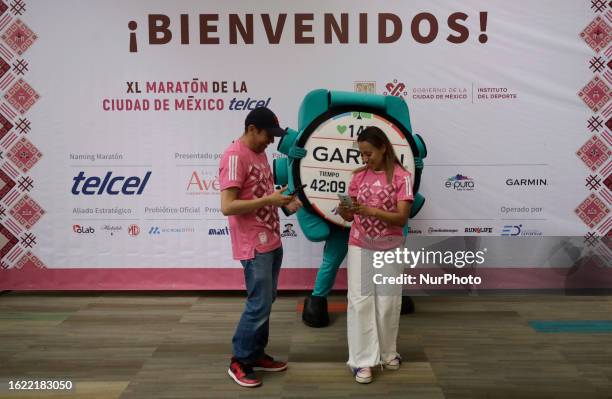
left=309, top=179, right=346, bottom=193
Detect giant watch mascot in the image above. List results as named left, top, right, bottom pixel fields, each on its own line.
left=274, top=90, right=427, bottom=327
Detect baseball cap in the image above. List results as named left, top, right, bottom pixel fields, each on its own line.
left=244, top=107, right=286, bottom=137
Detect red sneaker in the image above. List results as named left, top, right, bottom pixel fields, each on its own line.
left=228, top=358, right=262, bottom=388
left=252, top=354, right=288, bottom=372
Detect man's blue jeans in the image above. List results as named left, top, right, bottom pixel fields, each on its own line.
left=232, top=246, right=283, bottom=363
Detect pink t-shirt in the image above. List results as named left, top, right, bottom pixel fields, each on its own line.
left=348, top=164, right=414, bottom=251
left=219, top=139, right=281, bottom=260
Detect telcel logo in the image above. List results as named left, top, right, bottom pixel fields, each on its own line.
left=71, top=171, right=151, bottom=195
left=228, top=97, right=271, bottom=111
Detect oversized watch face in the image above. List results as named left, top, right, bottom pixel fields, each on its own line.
left=294, top=109, right=416, bottom=227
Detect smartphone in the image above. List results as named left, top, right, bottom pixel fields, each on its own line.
left=281, top=184, right=307, bottom=216
left=337, top=193, right=353, bottom=207
left=285, top=184, right=307, bottom=196
left=281, top=205, right=296, bottom=216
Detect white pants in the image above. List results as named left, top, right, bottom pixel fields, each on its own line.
left=346, top=244, right=403, bottom=369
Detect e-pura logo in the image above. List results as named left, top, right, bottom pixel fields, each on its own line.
left=445, top=174, right=475, bottom=191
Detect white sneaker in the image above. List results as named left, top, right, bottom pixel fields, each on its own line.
left=353, top=367, right=373, bottom=384
left=383, top=356, right=402, bottom=370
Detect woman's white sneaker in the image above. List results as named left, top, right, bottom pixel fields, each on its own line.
left=353, top=367, right=373, bottom=384
left=383, top=356, right=402, bottom=370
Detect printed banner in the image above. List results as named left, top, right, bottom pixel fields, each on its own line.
left=0, top=0, right=610, bottom=290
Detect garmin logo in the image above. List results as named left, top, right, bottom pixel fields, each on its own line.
left=312, top=146, right=409, bottom=165
left=312, top=146, right=361, bottom=164
left=506, top=178, right=547, bottom=187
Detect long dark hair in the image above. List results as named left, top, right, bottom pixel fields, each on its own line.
left=354, top=126, right=404, bottom=183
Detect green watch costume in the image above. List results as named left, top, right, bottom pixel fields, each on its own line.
left=274, top=89, right=427, bottom=327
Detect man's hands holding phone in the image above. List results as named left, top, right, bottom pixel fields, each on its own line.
left=269, top=185, right=304, bottom=215
left=221, top=185, right=302, bottom=217
left=267, top=186, right=294, bottom=207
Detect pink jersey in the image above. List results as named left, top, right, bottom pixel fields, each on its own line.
left=348, top=164, right=414, bottom=251
left=219, top=139, right=281, bottom=260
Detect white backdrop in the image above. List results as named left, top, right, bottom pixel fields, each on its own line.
left=0, top=0, right=609, bottom=289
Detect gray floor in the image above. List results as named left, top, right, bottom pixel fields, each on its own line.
left=0, top=292, right=611, bottom=398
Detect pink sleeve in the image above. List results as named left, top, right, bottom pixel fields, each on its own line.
left=348, top=173, right=359, bottom=197
left=395, top=170, right=414, bottom=201
left=219, top=151, right=245, bottom=190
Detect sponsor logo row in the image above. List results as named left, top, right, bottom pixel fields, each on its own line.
left=409, top=225, right=544, bottom=236
left=71, top=223, right=300, bottom=238
left=354, top=79, right=518, bottom=102
left=444, top=174, right=548, bottom=191
left=69, top=170, right=220, bottom=196
left=69, top=170, right=549, bottom=196
left=74, top=223, right=541, bottom=238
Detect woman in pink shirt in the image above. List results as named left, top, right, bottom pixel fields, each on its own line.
left=338, top=126, right=414, bottom=384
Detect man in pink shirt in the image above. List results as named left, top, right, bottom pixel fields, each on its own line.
left=219, top=107, right=300, bottom=388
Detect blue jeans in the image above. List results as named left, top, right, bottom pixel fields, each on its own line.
left=232, top=246, right=283, bottom=363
